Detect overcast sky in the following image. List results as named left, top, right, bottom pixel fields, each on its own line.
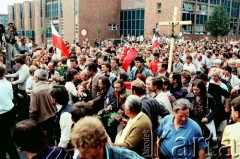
left=0, top=0, right=33, bottom=14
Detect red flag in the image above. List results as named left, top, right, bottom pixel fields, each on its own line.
left=51, top=24, right=70, bottom=58
left=122, top=48, right=138, bottom=71
left=151, top=39, right=159, bottom=53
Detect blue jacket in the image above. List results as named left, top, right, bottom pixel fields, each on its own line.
left=107, top=146, right=144, bottom=159
left=129, top=66, right=151, bottom=81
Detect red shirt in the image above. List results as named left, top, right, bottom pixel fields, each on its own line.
left=149, top=60, right=159, bottom=74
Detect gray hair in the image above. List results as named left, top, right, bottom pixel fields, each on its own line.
left=34, top=69, right=47, bottom=81
left=173, top=99, right=192, bottom=112
left=125, top=95, right=142, bottom=114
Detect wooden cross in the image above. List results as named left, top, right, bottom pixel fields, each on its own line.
left=158, top=7, right=192, bottom=72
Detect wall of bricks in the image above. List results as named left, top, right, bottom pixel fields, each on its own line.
left=144, top=0, right=182, bottom=38
left=78, top=0, right=121, bottom=44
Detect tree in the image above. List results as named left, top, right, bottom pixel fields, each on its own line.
left=206, top=6, right=230, bottom=39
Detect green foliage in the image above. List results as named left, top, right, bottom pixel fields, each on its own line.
left=206, top=6, right=230, bottom=39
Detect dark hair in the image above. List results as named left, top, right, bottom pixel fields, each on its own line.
left=192, top=79, right=207, bottom=99
left=161, top=63, right=168, bottom=70
left=153, top=53, right=159, bottom=57
left=20, top=36, right=26, bottom=42
left=196, top=73, right=208, bottom=81
left=119, top=72, right=128, bottom=81
left=162, top=77, right=171, bottom=90
left=186, top=55, right=193, bottom=61
left=114, top=79, right=125, bottom=88
left=66, top=69, right=78, bottom=81
left=172, top=72, right=182, bottom=87
left=50, top=85, right=69, bottom=106
left=101, top=62, right=111, bottom=72
left=111, top=57, right=120, bottom=64
left=60, top=57, right=67, bottom=64
left=224, top=65, right=232, bottom=74
left=87, top=63, right=98, bottom=72
left=151, top=77, right=163, bottom=90
left=0, top=65, right=6, bottom=78
left=135, top=56, right=144, bottom=63
left=99, top=76, right=111, bottom=89
left=231, top=97, right=240, bottom=115
left=13, top=120, right=45, bottom=153
left=15, top=56, right=25, bottom=65
left=71, top=102, right=94, bottom=122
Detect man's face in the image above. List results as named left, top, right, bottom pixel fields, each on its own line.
left=21, top=39, right=27, bottom=45
left=101, top=65, right=108, bottom=73
left=174, top=109, right=189, bottom=125
left=48, top=63, right=54, bottom=71
left=0, top=55, right=4, bottom=63
left=15, top=62, right=21, bottom=68
left=78, top=146, right=102, bottom=159
left=87, top=67, right=93, bottom=77
left=231, top=106, right=238, bottom=122
left=186, top=58, right=191, bottom=64
left=157, top=63, right=163, bottom=72
left=135, top=61, right=143, bottom=68
left=114, top=83, right=122, bottom=93
left=98, top=79, right=104, bottom=90
left=174, top=57, right=180, bottom=64
left=70, top=61, right=77, bottom=69
left=111, top=60, right=118, bottom=69
left=146, top=79, right=153, bottom=92
left=169, top=74, right=173, bottom=84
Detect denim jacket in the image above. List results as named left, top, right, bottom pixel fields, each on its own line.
left=129, top=66, right=151, bottom=81
left=107, top=146, right=144, bottom=159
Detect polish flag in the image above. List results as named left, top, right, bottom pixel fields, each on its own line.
left=51, top=24, right=70, bottom=58
left=122, top=48, right=138, bottom=72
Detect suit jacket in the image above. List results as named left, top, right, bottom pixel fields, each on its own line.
left=173, top=62, right=183, bottom=73
left=115, top=113, right=152, bottom=157
left=91, top=73, right=102, bottom=99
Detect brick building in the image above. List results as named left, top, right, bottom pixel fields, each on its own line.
left=7, top=0, right=240, bottom=44
left=8, top=0, right=120, bottom=45
left=121, top=0, right=240, bottom=39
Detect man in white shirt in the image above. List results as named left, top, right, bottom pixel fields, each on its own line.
left=150, top=77, right=173, bottom=114
left=0, top=64, right=20, bottom=159
left=5, top=55, right=30, bottom=121
left=183, top=55, right=196, bottom=73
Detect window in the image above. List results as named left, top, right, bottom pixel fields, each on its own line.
left=183, top=2, right=194, bottom=13
left=108, top=24, right=118, bottom=31
left=157, top=3, right=162, bottom=13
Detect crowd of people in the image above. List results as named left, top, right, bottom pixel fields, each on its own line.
left=0, top=22, right=240, bottom=159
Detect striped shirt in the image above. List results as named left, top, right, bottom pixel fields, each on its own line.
left=32, top=146, right=71, bottom=159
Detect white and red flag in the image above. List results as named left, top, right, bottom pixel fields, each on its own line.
left=51, top=24, right=70, bottom=58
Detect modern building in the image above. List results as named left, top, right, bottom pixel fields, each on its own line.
left=8, top=0, right=120, bottom=45
left=121, top=0, right=240, bottom=39
left=7, top=0, right=240, bottom=44
left=7, top=1, right=34, bottom=40
left=0, top=14, right=8, bottom=29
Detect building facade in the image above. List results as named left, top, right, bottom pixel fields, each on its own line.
left=7, top=0, right=240, bottom=44
left=0, top=14, right=8, bottom=29
left=8, top=0, right=120, bottom=45
left=124, top=0, right=240, bottom=39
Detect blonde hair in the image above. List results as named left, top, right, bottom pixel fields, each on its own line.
left=228, top=59, right=236, bottom=65
left=211, top=68, right=222, bottom=78
left=71, top=116, right=107, bottom=153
